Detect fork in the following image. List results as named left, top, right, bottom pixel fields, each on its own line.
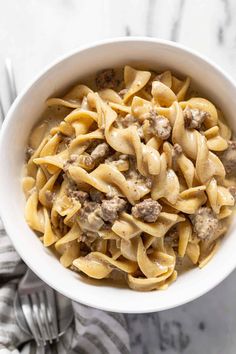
left=15, top=269, right=59, bottom=347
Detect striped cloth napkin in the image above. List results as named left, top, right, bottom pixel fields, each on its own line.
left=0, top=218, right=131, bottom=354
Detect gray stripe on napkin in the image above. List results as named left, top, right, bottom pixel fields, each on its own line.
left=84, top=332, right=110, bottom=354
left=75, top=312, right=130, bottom=354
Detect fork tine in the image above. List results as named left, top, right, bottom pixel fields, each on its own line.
left=5, top=58, right=17, bottom=104
left=31, top=293, right=47, bottom=345
left=43, top=290, right=55, bottom=344
left=39, top=291, right=53, bottom=343
left=20, top=294, right=42, bottom=346
left=45, top=289, right=59, bottom=342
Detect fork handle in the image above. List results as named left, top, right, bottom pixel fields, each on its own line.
left=37, top=343, right=56, bottom=354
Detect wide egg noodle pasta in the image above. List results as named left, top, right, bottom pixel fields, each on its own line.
left=55, top=223, right=81, bottom=267
left=195, top=133, right=225, bottom=184
left=172, top=102, right=199, bottom=159
left=175, top=150, right=196, bottom=188
left=23, top=65, right=236, bottom=291
left=123, top=66, right=151, bottom=103
left=73, top=252, right=138, bottom=280
left=22, top=176, right=35, bottom=197
left=152, top=80, right=177, bottom=107
left=25, top=190, right=44, bottom=233
left=204, top=126, right=228, bottom=152
left=206, top=178, right=234, bottom=214
left=46, top=84, right=93, bottom=108
left=98, top=88, right=123, bottom=104
left=137, top=238, right=169, bottom=278
left=178, top=219, right=192, bottom=257
left=165, top=186, right=207, bottom=214
left=131, top=96, right=153, bottom=122
left=120, top=237, right=139, bottom=261
left=112, top=212, right=184, bottom=238
left=38, top=171, right=60, bottom=207
left=151, top=152, right=180, bottom=204
left=69, top=164, right=138, bottom=204
left=98, top=96, right=162, bottom=177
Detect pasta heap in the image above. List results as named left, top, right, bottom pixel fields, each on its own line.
left=23, top=66, right=236, bottom=291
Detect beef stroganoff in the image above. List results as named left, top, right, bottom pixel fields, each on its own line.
left=23, top=66, right=236, bottom=291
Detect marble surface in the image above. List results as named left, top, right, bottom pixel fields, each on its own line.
left=1, top=0, right=236, bottom=353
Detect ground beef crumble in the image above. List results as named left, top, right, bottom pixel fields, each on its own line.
left=131, top=198, right=162, bottom=223
left=95, top=69, right=120, bottom=90
left=90, top=142, right=110, bottom=160
left=190, top=207, right=218, bottom=240
left=66, top=176, right=89, bottom=204
left=146, top=110, right=171, bottom=140
left=70, top=190, right=89, bottom=204
left=219, top=141, right=236, bottom=175
left=101, top=196, right=126, bottom=222
left=90, top=189, right=104, bottom=203
left=183, top=107, right=209, bottom=129
left=78, top=142, right=111, bottom=170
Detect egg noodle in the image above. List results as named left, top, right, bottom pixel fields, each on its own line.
left=23, top=66, right=236, bottom=291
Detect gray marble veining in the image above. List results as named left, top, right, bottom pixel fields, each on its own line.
left=126, top=269, right=236, bottom=353
left=170, top=0, right=185, bottom=41
left=0, top=0, right=236, bottom=353
left=146, top=0, right=156, bottom=37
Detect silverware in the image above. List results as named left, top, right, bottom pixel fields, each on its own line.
left=15, top=269, right=58, bottom=346
left=14, top=269, right=74, bottom=347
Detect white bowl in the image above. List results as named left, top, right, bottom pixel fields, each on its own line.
left=0, top=38, right=235, bottom=313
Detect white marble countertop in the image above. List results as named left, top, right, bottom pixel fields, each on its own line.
left=1, top=0, right=236, bottom=353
